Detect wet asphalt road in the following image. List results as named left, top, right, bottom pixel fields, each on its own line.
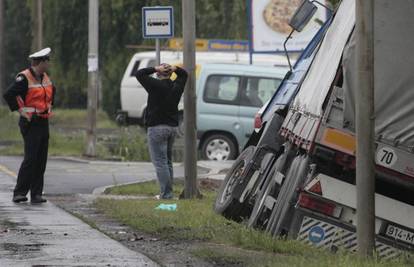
left=0, top=155, right=207, bottom=195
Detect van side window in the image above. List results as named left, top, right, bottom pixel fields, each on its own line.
left=130, top=60, right=141, bottom=77
left=241, top=77, right=282, bottom=107
left=204, top=75, right=240, bottom=105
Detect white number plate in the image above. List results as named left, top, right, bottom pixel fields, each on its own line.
left=385, top=225, right=414, bottom=245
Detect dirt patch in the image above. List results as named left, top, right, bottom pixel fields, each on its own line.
left=198, top=178, right=222, bottom=191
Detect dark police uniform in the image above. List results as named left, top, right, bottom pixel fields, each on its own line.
left=2, top=48, right=55, bottom=203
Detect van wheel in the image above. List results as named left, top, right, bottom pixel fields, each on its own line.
left=214, top=146, right=255, bottom=221
left=201, top=134, right=237, bottom=161
left=115, top=112, right=128, bottom=126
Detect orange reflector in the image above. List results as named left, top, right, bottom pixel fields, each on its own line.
left=320, top=128, right=356, bottom=155
left=254, top=113, right=262, bottom=129
left=308, top=181, right=322, bottom=195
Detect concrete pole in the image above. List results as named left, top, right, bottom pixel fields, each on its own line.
left=86, top=0, right=99, bottom=157
left=155, top=38, right=160, bottom=65
left=0, top=0, right=4, bottom=105
left=355, top=0, right=375, bottom=257
left=36, top=0, right=43, bottom=50
left=182, top=0, right=199, bottom=198
left=31, top=0, right=43, bottom=51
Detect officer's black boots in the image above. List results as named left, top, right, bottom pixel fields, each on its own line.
left=31, top=196, right=47, bottom=204
left=12, top=195, right=28, bottom=203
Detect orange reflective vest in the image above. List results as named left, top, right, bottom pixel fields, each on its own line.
left=17, top=69, right=53, bottom=119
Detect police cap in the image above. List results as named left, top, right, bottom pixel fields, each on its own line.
left=29, top=47, right=51, bottom=61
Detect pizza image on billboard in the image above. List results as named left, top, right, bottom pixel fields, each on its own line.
left=251, top=0, right=326, bottom=52
left=262, top=0, right=302, bottom=34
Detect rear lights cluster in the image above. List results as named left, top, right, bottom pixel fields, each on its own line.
left=298, top=193, right=342, bottom=218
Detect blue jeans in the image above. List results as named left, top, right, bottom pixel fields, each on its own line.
left=147, top=125, right=177, bottom=199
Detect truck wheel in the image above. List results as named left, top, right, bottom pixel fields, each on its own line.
left=201, top=134, right=237, bottom=161
left=214, top=146, right=255, bottom=221
left=266, top=154, right=310, bottom=237
left=247, top=144, right=291, bottom=228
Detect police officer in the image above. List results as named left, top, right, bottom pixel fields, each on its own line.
left=3, top=47, right=55, bottom=204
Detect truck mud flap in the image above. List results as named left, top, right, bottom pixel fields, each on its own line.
left=297, top=216, right=403, bottom=260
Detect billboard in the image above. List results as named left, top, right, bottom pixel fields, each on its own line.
left=250, top=0, right=327, bottom=52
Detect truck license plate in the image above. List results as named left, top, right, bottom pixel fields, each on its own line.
left=385, top=225, right=414, bottom=245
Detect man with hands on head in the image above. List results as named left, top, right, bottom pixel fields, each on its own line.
left=136, top=63, right=188, bottom=199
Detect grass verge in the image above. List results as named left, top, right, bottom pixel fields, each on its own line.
left=96, top=181, right=413, bottom=267
left=0, top=107, right=150, bottom=160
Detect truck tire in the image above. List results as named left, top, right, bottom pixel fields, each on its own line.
left=266, top=154, right=310, bottom=237
left=214, top=146, right=255, bottom=221
left=201, top=133, right=238, bottom=161
left=247, top=144, right=291, bottom=228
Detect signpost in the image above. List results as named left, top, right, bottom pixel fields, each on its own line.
left=142, top=6, right=174, bottom=65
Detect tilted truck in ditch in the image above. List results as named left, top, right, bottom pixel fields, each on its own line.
left=214, top=0, right=414, bottom=259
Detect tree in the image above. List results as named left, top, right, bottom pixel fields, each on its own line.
left=4, top=0, right=339, bottom=115
left=4, top=0, right=31, bottom=86
left=43, top=0, right=88, bottom=108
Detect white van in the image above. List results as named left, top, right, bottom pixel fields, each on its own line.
left=117, top=51, right=291, bottom=125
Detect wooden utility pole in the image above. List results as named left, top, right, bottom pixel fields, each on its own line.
left=31, top=0, right=43, bottom=51
left=182, top=0, right=199, bottom=198
left=0, top=0, right=4, bottom=105
left=355, top=0, right=375, bottom=257
left=86, top=0, right=99, bottom=157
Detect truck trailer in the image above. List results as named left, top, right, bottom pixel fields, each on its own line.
left=215, top=0, right=414, bottom=259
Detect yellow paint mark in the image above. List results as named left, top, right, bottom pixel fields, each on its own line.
left=170, top=63, right=201, bottom=81
left=0, top=164, right=17, bottom=178
left=321, top=128, right=356, bottom=155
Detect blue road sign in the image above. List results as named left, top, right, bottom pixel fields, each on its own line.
left=142, top=6, right=174, bottom=39
left=308, top=225, right=325, bottom=244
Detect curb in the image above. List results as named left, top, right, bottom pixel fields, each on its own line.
left=92, top=163, right=229, bottom=196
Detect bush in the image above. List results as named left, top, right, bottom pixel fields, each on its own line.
left=114, top=126, right=150, bottom=161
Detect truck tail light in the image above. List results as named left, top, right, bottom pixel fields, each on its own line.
left=254, top=113, right=262, bottom=129
left=298, top=193, right=341, bottom=218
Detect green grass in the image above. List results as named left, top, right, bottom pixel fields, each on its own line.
left=0, top=107, right=112, bottom=158
left=50, top=109, right=117, bottom=129
left=95, top=181, right=414, bottom=267
left=0, top=108, right=21, bottom=142
left=113, top=126, right=150, bottom=161
left=104, top=180, right=182, bottom=196
left=0, top=107, right=151, bottom=161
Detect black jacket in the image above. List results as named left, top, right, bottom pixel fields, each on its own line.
left=136, top=67, right=188, bottom=127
